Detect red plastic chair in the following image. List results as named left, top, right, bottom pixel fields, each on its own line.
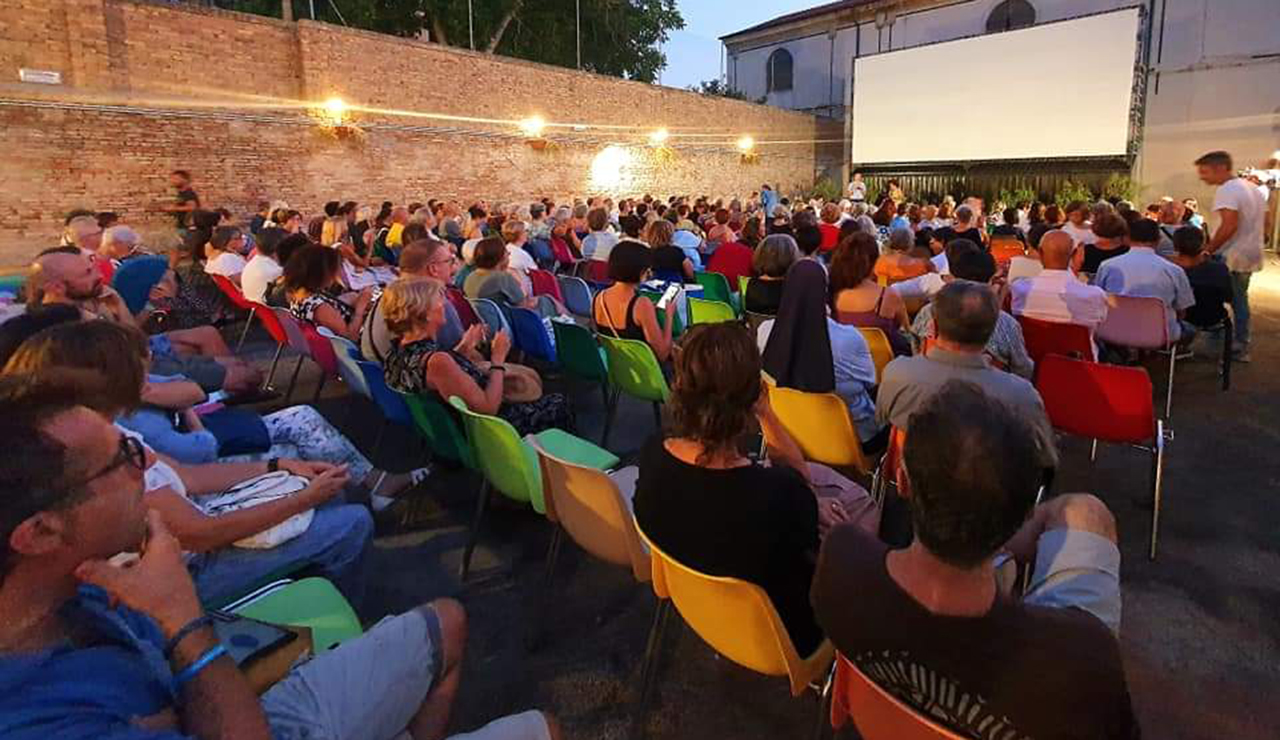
left=579, top=259, right=610, bottom=284
left=302, top=324, right=340, bottom=403
left=990, top=238, right=1026, bottom=266
left=870, top=427, right=907, bottom=506
left=830, top=655, right=966, bottom=740
left=1016, top=315, right=1096, bottom=372
left=269, top=307, right=335, bottom=404
left=209, top=273, right=257, bottom=352
left=549, top=236, right=578, bottom=268
left=1036, top=354, right=1167, bottom=559
left=444, top=286, right=480, bottom=330
left=529, top=269, right=564, bottom=303
left=1095, top=294, right=1177, bottom=419
left=252, top=303, right=289, bottom=392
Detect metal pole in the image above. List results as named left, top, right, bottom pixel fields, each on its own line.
left=576, top=0, right=581, bottom=69
left=308, top=0, right=314, bottom=20
left=468, top=0, right=475, bottom=50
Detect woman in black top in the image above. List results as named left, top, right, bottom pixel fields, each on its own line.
left=1080, top=212, right=1130, bottom=275
left=644, top=219, right=693, bottom=283
left=591, top=240, right=675, bottom=361
left=633, top=322, right=879, bottom=657
left=744, top=234, right=797, bottom=316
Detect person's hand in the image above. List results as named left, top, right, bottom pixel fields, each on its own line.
left=74, top=511, right=203, bottom=639
left=180, top=408, right=205, bottom=432
left=454, top=323, right=487, bottom=354
left=752, top=379, right=773, bottom=419
left=491, top=329, right=511, bottom=364
left=278, top=459, right=339, bottom=479
left=816, top=497, right=852, bottom=535
left=297, top=465, right=350, bottom=507
left=149, top=281, right=176, bottom=302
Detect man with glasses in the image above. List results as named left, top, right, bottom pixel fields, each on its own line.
left=0, top=381, right=560, bottom=740
left=361, top=238, right=465, bottom=363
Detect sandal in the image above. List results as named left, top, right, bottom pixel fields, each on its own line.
left=368, top=467, right=432, bottom=512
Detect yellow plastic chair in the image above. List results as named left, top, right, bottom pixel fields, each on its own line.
left=763, top=383, right=873, bottom=475
left=857, top=327, right=894, bottom=384
left=634, top=526, right=835, bottom=738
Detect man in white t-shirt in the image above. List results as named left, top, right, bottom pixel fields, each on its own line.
left=240, top=229, right=285, bottom=303
left=848, top=171, right=867, bottom=203
left=1197, top=150, right=1266, bottom=361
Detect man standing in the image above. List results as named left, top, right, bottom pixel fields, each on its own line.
left=1196, top=151, right=1265, bottom=362
left=761, top=183, right=779, bottom=218
left=162, top=169, right=200, bottom=233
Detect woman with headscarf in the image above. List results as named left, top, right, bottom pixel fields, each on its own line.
left=759, top=259, right=887, bottom=453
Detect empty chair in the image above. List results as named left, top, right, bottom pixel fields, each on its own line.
left=687, top=297, right=736, bottom=325
left=1017, top=315, right=1096, bottom=369
left=990, top=238, right=1027, bottom=266
left=763, top=383, right=873, bottom=476
left=1095, top=294, right=1177, bottom=419
left=254, top=303, right=291, bottom=392
left=354, top=358, right=415, bottom=460
left=598, top=334, right=669, bottom=443
left=829, top=655, right=965, bottom=740
left=508, top=306, right=557, bottom=364
left=271, top=307, right=324, bottom=403
left=556, top=274, right=594, bottom=319
left=1036, top=354, right=1168, bottom=559
left=551, top=320, right=613, bottom=444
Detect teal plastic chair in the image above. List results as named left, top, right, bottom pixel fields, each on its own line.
left=401, top=392, right=476, bottom=469
left=224, top=577, right=362, bottom=655
left=688, top=297, right=737, bottom=325
left=599, top=334, right=670, bottom=437
left=552, top=319, right=615, bottom=445
left=447, top=396, right=619, bottom=580
left=695, top=271, right=733, bottom=306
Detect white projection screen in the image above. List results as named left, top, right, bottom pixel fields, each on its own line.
left=851, top=8, right=1142, bottom=163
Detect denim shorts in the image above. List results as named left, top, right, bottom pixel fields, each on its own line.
left=1024, top=528, right=1122, bottom=634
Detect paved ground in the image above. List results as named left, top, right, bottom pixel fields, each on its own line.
left=246, top=258, right=1280, bottom=739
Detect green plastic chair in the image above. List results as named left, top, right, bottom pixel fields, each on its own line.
left=738, top=275, right=750, bottom=296
left=688, top=297, right=737, bottom=325
left=695, top=271, right=733, bottom=306
left=227, top=577, right=362, bottom=655
left=401, top=392, right=476, bottom=470
left=599, top=334, right=670, bottom=439
left=447, top=395, right=619, bottom=580
left=638, top=290, right=685, bottom=337
left=552, top=319, right=617, bottom=445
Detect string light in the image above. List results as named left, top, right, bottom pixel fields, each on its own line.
left=649, top=128, right=669, bottom=145
left=318, top=96, right=348, bottom=125
left=736, top=135, right=756, bottom=153
left=519, top=115, right=546, bottom=138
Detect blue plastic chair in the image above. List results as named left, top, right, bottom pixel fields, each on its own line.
left=557, top=275, right=594, bottom=319
left=354, top=359, right=414, bottom=460
left=509, top=307, right=557, bottom=364
left=471, top=298, right=511, bottom=338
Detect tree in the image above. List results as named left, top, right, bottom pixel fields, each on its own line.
left=222, top=0, right=684, bottom=84
left=688, top=78, right=756, bottom=102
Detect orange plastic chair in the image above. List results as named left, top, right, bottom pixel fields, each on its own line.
left=1036, top=354, right=1167, bottom=559
left=830, top=655, right=966, bottom=739
left=990, top=238, right=1026, bottom=266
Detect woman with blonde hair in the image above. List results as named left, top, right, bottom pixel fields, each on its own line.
left=645, top=218, right=693, bottom=282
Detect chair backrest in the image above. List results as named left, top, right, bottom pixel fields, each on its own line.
left=209, top=273, right=255, bottom=310
left=401, top=392, right=475, bottom=468
left=1036, top=354, right=1155, bottom=444
left=355, top=359, right=413, bottom=426
left=303, top=325, right=340, bottom=378
left=254, top=303, right=288, bottom=345
left=470, top=298, right=511, bottom=337
left=445, top=286, right=480, bottom=330
left=990, top=239, right=1026, bottom=266
left=549, top=236, right=576, bottom=266
left=637, top=525, right=833, bottom=696
left=581, top=259, right=610, bottom=283
left=447, top=396, right=544, bottom=512
left=738, top=275, right=750, bottom=295
left=1016, top=315, right=1095, bottom=367
left=1095, top=294, right=1170, bottom=350
left=764, top=384, right=870, bottom=473
left=687, top=297, right=737, bottom=325
left=529, top=268, right=564, bottom=302
left=508, top=307, right=557, bottom=364
left=271, top=307, right=312, bottom=354
left=830, top=655, right=967, bottom=739
left=856, top=327, right=894, bottom=384
left=228, top=577, right=362, bottom=655
left=598, top=335, right=670, bottom=403
left=637, top=290, right=685, bottom=338
left=326, top=335, right=372, bottom=399
left=694, top=271, right=732, bottom=305
left=531, top=440, right=649, bottom=582
left=552, top=320, right=608, bottom=383
left=556, top=275, right=594, bottom=318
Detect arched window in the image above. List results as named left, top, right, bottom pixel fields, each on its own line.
left=766, top=48, right=793, bottom=93
left=986, top=0, right=1036, bottom=33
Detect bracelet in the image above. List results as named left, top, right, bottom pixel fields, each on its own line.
left=164, top=614, right=214, bottom=657
left=267, top=457, right=280, bottom=473
left=173, top=644, right=227, bottom=689
left=490, top=364, right=506, bottom=373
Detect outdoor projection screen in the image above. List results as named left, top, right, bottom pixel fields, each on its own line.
left=851, top=8, right=1142, bottom=163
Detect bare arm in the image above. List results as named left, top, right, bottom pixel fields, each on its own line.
left=1208, top=209, right=1239, bottom=253
left=757, top=388, right=812, bottom=485
left=426, top=346, right=504, bottom=416
left=313, top=296, right=370, bottom=342
left=142, top=380, right=208, bottom=409
left=166, top=454, right=271, bottom=496
left=635, top=297, right=674, bottom=362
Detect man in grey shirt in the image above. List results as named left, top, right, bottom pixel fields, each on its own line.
left=362, top=238, right=463, bottom=363
left=878, top=281, right=1058, bottom=471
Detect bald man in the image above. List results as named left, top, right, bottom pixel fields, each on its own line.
left=1010, top=230, right=1110, bottom=334
left=29, top=252, right=263, bottom=394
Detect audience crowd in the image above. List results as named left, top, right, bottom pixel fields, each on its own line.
left=0, top=148, right=1273, bottom=740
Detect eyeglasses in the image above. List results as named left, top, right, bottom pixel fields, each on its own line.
left=65, top=435, right=147, bottom=492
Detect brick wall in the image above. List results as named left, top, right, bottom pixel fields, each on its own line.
left=0, top=0, right=821, bottom=269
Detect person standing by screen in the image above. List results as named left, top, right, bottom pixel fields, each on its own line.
left=1196, top=150, right=1265, bottom=363
left=848, top=171, right=867, bottom=203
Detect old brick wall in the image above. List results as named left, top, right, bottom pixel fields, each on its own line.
left=0, top=0, right=820, bottom=269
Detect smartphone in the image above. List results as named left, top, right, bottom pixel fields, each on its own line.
left=656, top=283, right=681, bottom=310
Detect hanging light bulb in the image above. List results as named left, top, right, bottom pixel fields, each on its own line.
left=649, top=128, right=670, bottom=145
left=736, top=135, right=756, bottom=153
left=519, top=115, right=547, bottom=138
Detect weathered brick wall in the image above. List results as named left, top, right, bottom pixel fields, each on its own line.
left=0, top=0, right=821, bottom=269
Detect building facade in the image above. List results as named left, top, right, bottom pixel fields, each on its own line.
left=722, top=0, right=1280, bottom=205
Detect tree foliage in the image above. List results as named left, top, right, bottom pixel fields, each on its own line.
left=687, top=78, right=751, bottom=101
left=221, top=0, right=684, bottom=83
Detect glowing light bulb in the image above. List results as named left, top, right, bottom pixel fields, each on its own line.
left=519, top=115, right=547, bottom=138
left=589, top=145, right=634, bottom=190
left=649, top=128, right=669, bottom=145
left=324, top=97, right=347, bottom=116
left=736, top=135, right=756, bottom=153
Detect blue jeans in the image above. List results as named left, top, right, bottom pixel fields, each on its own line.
left=189, top=502, right=373, bottom=608
left=1230, top=271, right=1252, bottom=345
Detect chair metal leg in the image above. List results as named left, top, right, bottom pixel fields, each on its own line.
left=283, top=356, right=305, bottom=404
left=311, top=372, right=327, bottom=404
left=1090, top=439, right=1099, bottom=463
left=542, top=525, right=564, bottom=587
left=235, top=312, right=255, bottom=353
left=1149, top=420, right=1166, bottom=561
left=600, top=385, right=615, bottom=448
left=1164, top=349, right=1177, bottom=420
left=633, top=599, right=672, bottom=738
left=527, top=525, right=565, bottom=652
left=459, top=480, right=491, bottom=581
left=262, top=343, right=285, bottom=392
left=812, top=663, right=836, bottom=740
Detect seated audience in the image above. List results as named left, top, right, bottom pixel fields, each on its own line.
left=706, top=230, right=754, bottom=293
left=592, top=240, right=675, bottom=362
left=991, top=206, right=1029, bottom=245
left=645, top=219, right=694, bottom=283
left=1169, top=225, right=1232, bottom=331
left=241, top=226, right=286, bottom=303
left=874, top=227, right=929, bottom=284
left=830, top=232, right=912, bottom=356
left=1059, top=200, right=1094, bottom=247
left=0, top=380, right=559, bottom=740
left=581, top=206, right=618, bottom=262
left=1080, top=213, right=1131, bottom=274
left=203, top=225, right=248, bottom=283
left=881, top=281, right=1057, bottom=471
left=383, top=277, right=572, bottom=436
left=933, top=204, right=984, bottom=247
left=500, top=219, right=539, bottom=291
left=286, top=244, right=375, bottom=342
left=911, top=248, right=1035, bottom=378
left=892, top=236, right=982, bottom=304
left=744, top=234, right=796, bottom=316
left=767, top=205, right=793, bottom=237
left=100, top=224, right=147, bottom=264
left=634, top=322, right=879, bottom=659
left=760, top=260, right=886, bottom=452
left=705, top=207, right=736, bottom=246
left=814, top=380, right=1134, bottom=739
left=1011, top=230, right=1110, bottom=338
left=793, top=223, right=824, bottom=264
left=463, top=237, right=560, bottom=318
left=817, top=203, right=843, bottom=254
left=1095, top=218, right=1196, bottom=343
left=363, top=238, right=464, bottom=363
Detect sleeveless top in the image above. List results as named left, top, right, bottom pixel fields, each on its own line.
left=383, top=337, right=488, bottom=396
left=835, top=288, right=911, bottom=356
left=594, top=290, right=646, bottom=341
left=290, top=291, right=353, bottom=325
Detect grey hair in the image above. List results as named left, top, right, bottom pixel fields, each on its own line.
left=851, top=202, right=869, bottom=218
left=888, top=227, right=914, bottom=252
left=101, top=225, right=139, bottom=248
left=753, top=234, right=800, bottom=278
